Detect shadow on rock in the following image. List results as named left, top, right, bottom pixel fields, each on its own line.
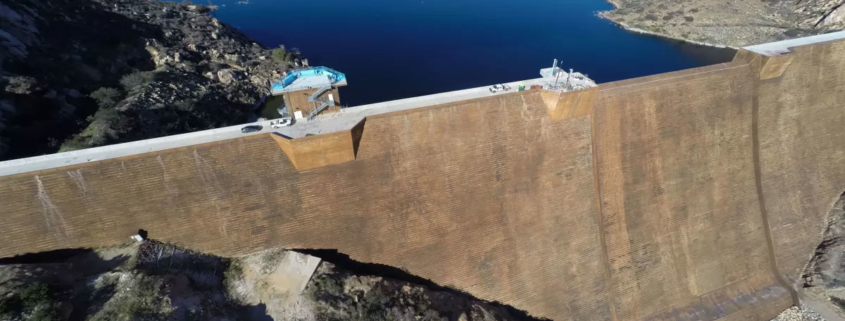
left=298, top=249, right=550, bottom=321
left=0, top=247, right=130, bottom=321
left=1, top=0, right=159, bottom=160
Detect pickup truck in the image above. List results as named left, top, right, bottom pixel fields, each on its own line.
left=270, top=117, right=294, bottom=128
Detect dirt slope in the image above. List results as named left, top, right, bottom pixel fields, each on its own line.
left=600, top=0, right=845, bottom=47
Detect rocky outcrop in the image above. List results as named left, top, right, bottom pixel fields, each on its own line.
left=797, top=0, right=845, bottom=29
left=0, top=243, right=542, bottom=321
left=599, top=0, right=845, bottom=47
left=0, top=3, right=37, bottom=60
left=0, top=0, right=300, bottom=159
left=801, top=192, right=845, bottom=319
left=216, top=69, right=242, bottom=85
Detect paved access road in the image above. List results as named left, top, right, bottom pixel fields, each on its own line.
left=0, top=77, right=548, bottom=177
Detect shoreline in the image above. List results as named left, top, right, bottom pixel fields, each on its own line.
left=598, top=1, right=735, bottom=49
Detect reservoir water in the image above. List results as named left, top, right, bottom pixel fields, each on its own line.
left=209, top=0, right=735, bottom=106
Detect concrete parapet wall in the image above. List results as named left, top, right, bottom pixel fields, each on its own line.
left=0, top=35, right=844, bottom=320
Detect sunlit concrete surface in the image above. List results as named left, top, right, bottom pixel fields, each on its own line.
left=744, top=30, right=845, bottom=56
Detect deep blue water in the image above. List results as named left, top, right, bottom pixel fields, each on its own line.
left=207, top=0, right=734, bottom=106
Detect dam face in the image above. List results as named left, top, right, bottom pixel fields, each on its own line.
left=1, top=35, right=844, bottom=320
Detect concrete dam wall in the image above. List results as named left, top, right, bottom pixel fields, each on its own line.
left=1, top=36, right=844, bottom=320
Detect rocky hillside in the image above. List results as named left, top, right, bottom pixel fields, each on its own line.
left=0, top=0, right=300, bottom=160
left=0, top=242, right=544, bottom=321
left=599, top=0, right=845, bottom=47
left=799, top=192, right=845, bottom=320
left=0, top=240, right=838, bottom=321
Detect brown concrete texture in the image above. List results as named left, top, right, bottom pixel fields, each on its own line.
left=0, top=92, right=610, bottom=320
left=1, top=38, right=845, bottom=320
left=593, top=61, right=790, bottom=320
left=540, top=86, right=599, bottom=120
left=270, top=129, right=357, bottom=171
left=757, top=40, right=845, bottom=284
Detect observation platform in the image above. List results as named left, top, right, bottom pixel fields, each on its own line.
left=270, top=67, right=347, bottom=96
left=539, top=67, right=597, bottom=92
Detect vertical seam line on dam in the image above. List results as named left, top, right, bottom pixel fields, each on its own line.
left=590, top=109, right=619, bottom=321
left=751, top=87, right=800, bottom=307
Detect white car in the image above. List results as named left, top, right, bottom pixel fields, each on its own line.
left=489, top=84, right=510, bottom=93
left=270, top=117, right=293, bottom=128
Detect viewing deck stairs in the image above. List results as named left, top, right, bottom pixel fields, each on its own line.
left=307, top=85, right=335, bottom=120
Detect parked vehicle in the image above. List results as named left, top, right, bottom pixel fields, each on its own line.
left=241, top=125, right=263, bottom=133
left=489, top=84, right=511, bottom=93
left=270, top=117, right=294, bottom=128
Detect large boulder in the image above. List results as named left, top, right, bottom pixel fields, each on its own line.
left=216, top=69, right=242, bottom=85
left=249, top=75, right=268, bottom=89
left=224, top=53, right=242, bottom=63
left=821, top=4, right=845, bottom=28
left=4, top=75, right=39, bottom=94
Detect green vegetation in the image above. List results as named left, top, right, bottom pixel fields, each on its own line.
left=119, top=71, right=156, bottom=91
left=223, top=258, right=244, bottom=285
left=59, top=107, right=122, bottom=152
left=258, top=249, right=285, bottom=274
left=271, top=46, right=290, bottom=62
left=87, top=273, right=172, bottom=321
left=89, top=87, right=123, bottom=109
left=222, top=258, right=245, bottom=303
left=308, top=273, right=343, bottom=299
left=0, top=283, right=60, bottom=321
left=307, top=271, right=445, bottom=321
left=308, top=272, right=385, bottom=321
left=65, top=85, right=128, bottom=152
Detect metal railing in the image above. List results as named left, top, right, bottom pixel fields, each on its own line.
left=306, top=85, right=335, bottom=120
left=271, top=66, right=346, bottom=93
